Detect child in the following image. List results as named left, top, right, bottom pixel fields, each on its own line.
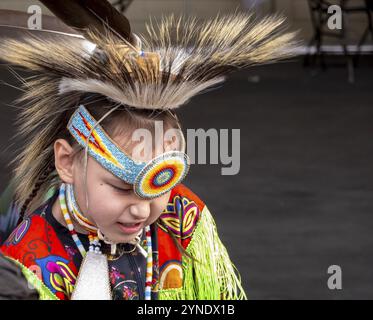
left=0, top=0, right=298, bottom=300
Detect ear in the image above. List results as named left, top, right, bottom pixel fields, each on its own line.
left=54, top=139, right=76, bottom=184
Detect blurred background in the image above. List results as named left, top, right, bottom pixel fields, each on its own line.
left=0, top=0, right=372, bottom=299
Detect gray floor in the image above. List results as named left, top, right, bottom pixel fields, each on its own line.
left=1, top=57, right=373, bottom=299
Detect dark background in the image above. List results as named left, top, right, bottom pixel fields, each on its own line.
left=180, top=57, right=373, bottom=299
left=1, top=56, right=373, bottom=299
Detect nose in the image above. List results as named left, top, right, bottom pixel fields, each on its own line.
left=129, top=200, right=151, bottom=221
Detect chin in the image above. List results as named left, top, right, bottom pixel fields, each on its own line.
left=104, top=230, right=138, bottom=244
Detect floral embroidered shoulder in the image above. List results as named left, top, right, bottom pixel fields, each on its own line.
left=1, top=184, right=247, bottom=300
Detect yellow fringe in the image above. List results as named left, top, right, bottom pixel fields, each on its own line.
left=8, top=193, right=247, bottom=300
left=158, top=288, right=186, bottom=300
left=159, top=206, right=247, bottom=300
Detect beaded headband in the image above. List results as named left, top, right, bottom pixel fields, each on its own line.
left=67, top=105, right=190, bottom=199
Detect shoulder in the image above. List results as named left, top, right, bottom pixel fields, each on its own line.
left=1, top=213, right=69, bottom=268
left=169, top=183, right=206, bottom=212
left=158, top=185, right=247, bottom=300
left=158, top=183, right=208, bottom=250
left=156, top=184, right=209, bottom=291
left=0, top=213, right=78, bottom=300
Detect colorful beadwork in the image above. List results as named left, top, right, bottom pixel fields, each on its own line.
left=58, top=183, right=153, bottom=300
left=59, top=184, right=86, bottom=257
left=144, top=227, right=153, bottom=300
left=67, top=105, right=190, bottom=199
left=134, top=151, right=190, bottom=199
left=65, top=183, right=97, bottom=234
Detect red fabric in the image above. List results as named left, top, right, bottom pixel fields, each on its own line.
left=171, top=184, right=206, bottom=212
left=0, top=183, right=207, bottom=298
left=1, top=216, right=78, bottom=300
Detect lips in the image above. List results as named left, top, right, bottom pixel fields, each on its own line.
left=120, top=221, right=144, bottom=227
left=117, top=222, right=143, bottom=234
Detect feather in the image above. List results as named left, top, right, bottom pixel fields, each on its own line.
left=0, top=9, right=82, bottom=39
left=0, top=12, right=300, bottom=212
left=0, top=25, right=84, bottom=40
left=39, top=0, right=132, bottom=43
left=0, top=13, right=300, bottom=109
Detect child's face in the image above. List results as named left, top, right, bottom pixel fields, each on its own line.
left=63, top=132, right=175, bottom=244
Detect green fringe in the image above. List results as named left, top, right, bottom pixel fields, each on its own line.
left=6, top=192, right=246, bottom=301
left=159, top=206, right=247, bottom=300
left=158, top=288, right=186, bottom=300
left=6, top=257, right=58, bottom=300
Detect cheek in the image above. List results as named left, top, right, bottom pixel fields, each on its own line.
left=75, top=181, right=129, bottom=226
left=72, top=158, right=125, bottom=224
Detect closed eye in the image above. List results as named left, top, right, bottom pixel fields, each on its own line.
left=110, top=184, right=132, bottom=194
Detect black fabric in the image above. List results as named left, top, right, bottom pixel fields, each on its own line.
left=0, top=181, right=20, bottom=245
left=0, top=253, right=39, bottom=300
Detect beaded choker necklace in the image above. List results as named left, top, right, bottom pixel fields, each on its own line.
left=58, top=183, right=153, bottom=300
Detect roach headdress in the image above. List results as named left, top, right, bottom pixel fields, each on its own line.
left=0, top=0, right=299, bottom=213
